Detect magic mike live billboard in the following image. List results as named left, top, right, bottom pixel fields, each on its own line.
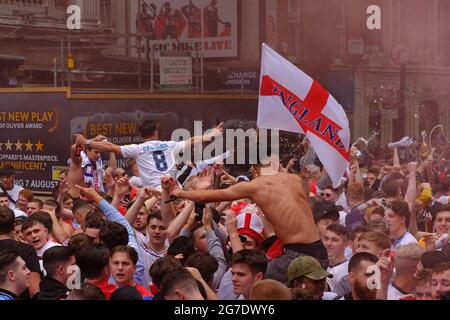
left=130, top=0, right=238, bottom=58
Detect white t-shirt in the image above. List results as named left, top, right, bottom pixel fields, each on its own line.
left=344, top=246, right=353, bottom=261
left=36, top=240, right=62, bottom=274
left=80, top=151, right=105, bottom=192
left=121, top=140, right=185, bottom=189
left=13, top=208, right=27, bottom=218
left=339, top=210, right=347, bottom=226
left=3, top=184, right=23, bottom=210
left=387, top=283, right=409, bottom=300
left=437, top=195, right=450, bottom=205
left=140, top=242, right=167, bottom=289
left=218, top=269, right=240, bottom=300
left=327, top=260, right=349, bottom=293
left=391, top=231, right=418, bottom=250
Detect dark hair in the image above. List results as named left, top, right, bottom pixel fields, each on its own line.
left=147, top=212, right=162, bottom=225
left=167, top=236, right=195, bottom=264
left=421, top=251, right=448, bottom=269
left=43, top=246, right=74, bottom=277
left=432, top=262, right=450, bottom=274
left=390, top=200, right=411, bottom=228
left=372, top=206, right=385, bottom=217
left=185, top=252, right=218, bottom=285
left=381, top=177, right=401, bottom=198
left=190, top=223, right=204, bottom=242
left=159, top=267, right=198, bottom=299
left=139, top=120, right=159, bottom=138
left=350, top=225, right=369, bottom=242
left=326, top=223, right=349, bottom=242
left=231, top=249, right=268, bottom=276
left=67, top=233, right=94, bottom=253
left=415, top=269, right=432, bottom=286
left=22, top=212, right=53, bottom=233
left=110, top=246, right=138, bottom=266
left=100, top=221, right=129, bottom=249
left=67, top=283, right=106, bottom=300
left=363, top=187, right=374, bottom=201
left=149, top=256, right=182, bottom=288
left=28, top=198, right=43, bottom=209
left=0, top=192, right=9, bottom=199
left=368, top=167, right=380, bottom=176
left=72, top=199, right=91, bottom=214
left=348, top=252, right=379, bottom=273
left=110, top=285, right=143, bottom=300
left=436, top=204, right=450, bottom=215
left=62, top=194, right=73, bottom=204
left=85, top=210, right=107, bottom=229
left=75, top=244, right=110, bottom=279
left=0, top=250, right=20, bottom=284
left=0, top=206, right=15, bottom=234
left=0, top=165, right=15, bottom=177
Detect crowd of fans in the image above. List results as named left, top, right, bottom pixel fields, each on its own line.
left=0, top=120, right=449, bottom=301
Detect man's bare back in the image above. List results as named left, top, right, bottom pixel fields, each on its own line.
left=171, top=172, right=320, bottom=245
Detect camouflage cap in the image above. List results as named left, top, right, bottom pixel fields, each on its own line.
left=287, top=256, right=332, bottom=285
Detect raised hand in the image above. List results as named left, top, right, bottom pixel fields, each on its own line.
left=140, top=186, right=162, bottom=200
left=161, top=176, right=173, bottom=193
left=407, top=162, right=418, bottom=175
left=202, top=206, right=213, bottom=231
left=103, top=172, right=115, bottom=190
left=74, top=134, right=87, bottom=145
left=225, top=212, right=238, bottom=236
left=195, top=167, right=213, bottom=190
left=212, top=122, right=224, bottom=137
left=75, top=185, right=102, bottom=204
left=59, top=180, right=70, bottom=195
left=213, top=162, right=224, bottom=176
left=114, top=176, right=130, bottom=197
left=92, top=135, right=108, bottom=142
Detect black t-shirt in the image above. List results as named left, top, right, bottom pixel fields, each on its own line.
left=0, top=239, right=41, bottom=273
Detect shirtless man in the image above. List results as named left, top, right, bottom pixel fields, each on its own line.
left=167, top=165, right=328, bottom=284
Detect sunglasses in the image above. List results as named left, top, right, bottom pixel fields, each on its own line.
left=320, top=193, right=332, bottom=198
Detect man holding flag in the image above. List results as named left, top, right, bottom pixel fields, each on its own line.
left=168, top=43, right=350, bottom=284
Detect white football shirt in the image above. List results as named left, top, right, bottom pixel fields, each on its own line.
left=121, top=140, right=185, bottom=189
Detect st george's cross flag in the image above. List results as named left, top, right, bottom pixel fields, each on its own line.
left=257, top=43, right=350, bottom=187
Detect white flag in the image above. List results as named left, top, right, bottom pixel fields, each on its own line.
left=258, top=43, right=350, bottom=187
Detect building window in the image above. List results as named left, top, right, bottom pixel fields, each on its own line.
left=289, top=0, right=298, bottom=17
left=288, top=21, right=299, bottom=59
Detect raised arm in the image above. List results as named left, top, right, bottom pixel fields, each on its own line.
left=125, top=187, right=159, bottom=226
left=166, top=201, right=194, bottom=243
left=404, top=162, right=418, bottom=236
left=74, top=134, right=122, bottom=155
left=171, top=178, right=256, bottom=203
left=183, top=123, right=224, bottom=149
left=160, top=176, right=177, bottom=226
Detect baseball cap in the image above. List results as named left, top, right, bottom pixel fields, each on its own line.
left=312, top=200, right=340, bottom=223
left=236, top=213, right=265, bottom=246
left=287, top=256, right=332, bottom=286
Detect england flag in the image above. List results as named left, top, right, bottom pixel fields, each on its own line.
left=258, top=43, right=350, bottom=187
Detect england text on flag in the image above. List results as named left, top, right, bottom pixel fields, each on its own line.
left=257, top=43, right=350, bottom=187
